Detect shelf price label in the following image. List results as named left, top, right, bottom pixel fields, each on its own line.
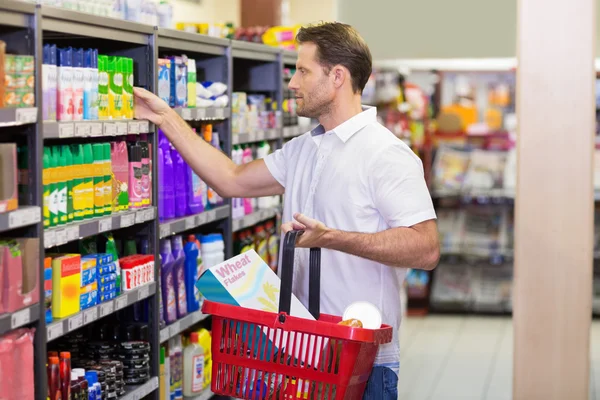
left=181, top=108, right=192, bottom=120
left=121, top=213, right=135, bottom=228
left=58, top=123, right=75, bottom=138
left=139, top=120, right=150, bottom=133
left=184, top=217, right=194, bottom=231
left=196, top=212, right=208, bottom=226
left=55, top=229, right=67, bottom=246
left=90, top=122, right=103, bottom=137
left=128, top=121, right=140, bottom=134
left=8, top=208, right=37, bottom=228
left=47, top=323, right=64, bottom=341
left=99, top=218, right=112, bottom=233
left=256, top=131, right=265, bottom=141
left=83, top=307, right=98, bottom=325
left=115, top=295, right=128, bottom=311
left=66, top=226, right=79, bottom=242
left=170, top=321, right=181, bottom=337
left=99, top=302, right=114, bottom=318
left=44, top=230, right=56, bottom=248
left=160, top=328, right=170, bottom=343
left=11, top=308, right=31, bottom=329
left=75, top=123, right=91, bottom=137
left=116, top=122, right=128, bottom=135
left=214, top=108, right=225, bottom=119
left=206, top=209, right=216, bottom=222
left=68, top=314, right=83, bottom=332
left=137, top=285, right=150, bottom=301
left=15, top=108, right=37, bottom=124
left=196, top=108, right=207, bottom=120
left=104, top=122, right=117, bottom=136
left=160, top=224, right=170, bottom=239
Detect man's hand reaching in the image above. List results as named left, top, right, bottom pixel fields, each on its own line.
left=133, top=87, right=171, bottom=126
left=281, top=213, right=331, bottom=248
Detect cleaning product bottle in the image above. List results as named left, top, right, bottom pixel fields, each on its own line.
left=54, top=146, right=68, bottom=225
left=183, top=237, right=200, bottom=313
left=140, top=140, right=150, bottom=207
left=174, top=335, right=184, bottom=400
left=107, top=56, right=123, bottom=119
left=171, top=146, right=188, bottom=218
left=186, top=162, right=204, bottom=216
left=159, top=130, right=175, bottom=220
left=98, top=55, right=109, bottom=120
left=82, top=143, right=95, bottom=218
left=72, top=48, right=84, bottom=121
left=58, top=47, right=74, bottom=121
left=187, top=58, right=196, bottom=108
left=183, top=332, right=204, bottom=397
left=171, top=235, right=188, bottom=318
left=93, top=144, right=105, bottom=216
left=128, top=143, right=143, bottom=209
left=61, top=145, right=74, bottom=223
left=169, top=337, right=181, bottom=400
left=103, top=143, right=112, bottom=215
left=43, top=147, right=52, bottom=228
left=71, top=144, right=84, bottom=221
left=122, top=57, right=134, bottom=119
left=160, top=239, right=177, bottom=324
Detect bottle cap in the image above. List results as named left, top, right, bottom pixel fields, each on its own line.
left=71, top=371, right=79, bottom=381
left=190, top=332, right=199, bottom=343
left=85, top=371, right=98, bottom=385
left=60, top=351, right=71, bottom=359
left=342, top=301, right=382, bottom=330
left=73, top=368, right=86, bottom=378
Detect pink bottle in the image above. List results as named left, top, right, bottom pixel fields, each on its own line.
left=128, top=144, right=143, bottom=209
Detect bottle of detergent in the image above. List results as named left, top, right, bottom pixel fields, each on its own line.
left=171, top=146, right=188, bottom=218
left=160, top=239, right=177, bottom=324
left=171, top=235, right=188, bottom=319
left=183, top=237, right=201, bottom=313
left=159, top=130, right=175, bottom=221
left=186, top=131, right=204, bottom=215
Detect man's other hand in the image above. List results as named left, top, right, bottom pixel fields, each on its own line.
left=281, top=213, right=331, bottom=248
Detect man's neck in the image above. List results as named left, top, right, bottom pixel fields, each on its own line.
left=318, top=96, right=364, bottom=132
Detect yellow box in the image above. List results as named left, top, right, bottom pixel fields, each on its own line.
left=50, top=254, right=81, bottom=318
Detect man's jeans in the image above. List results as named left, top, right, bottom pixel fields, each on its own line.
left=363, top=366, right=399, bottom=399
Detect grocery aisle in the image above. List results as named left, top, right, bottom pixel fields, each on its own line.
left=399, top=316, right=600, bottom=400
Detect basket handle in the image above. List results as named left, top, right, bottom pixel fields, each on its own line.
left=278, top=230, right=321, bottom=320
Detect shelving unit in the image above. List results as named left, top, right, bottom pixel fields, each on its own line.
left=0, top=3, right=297, bottom=399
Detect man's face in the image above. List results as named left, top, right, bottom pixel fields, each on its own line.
left=288, top=42, right=334, bottom=119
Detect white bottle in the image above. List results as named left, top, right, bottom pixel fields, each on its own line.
left=183, top=332, right=205, bottom=397
left=72, top=48, right=85, bottom=121
left=256, top=141, right=272, bottom=209
left=57, top=48, right=73, bottom=122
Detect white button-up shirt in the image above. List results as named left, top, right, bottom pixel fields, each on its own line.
left=265, top=106, right=436, bottom=364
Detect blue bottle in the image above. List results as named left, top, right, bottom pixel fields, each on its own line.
left=183, top=238, right=200, bottom=313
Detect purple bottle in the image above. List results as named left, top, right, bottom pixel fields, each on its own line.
left=160, top=239, right=177, bottom=324
left=159, top=130, right=175, bottom=220
left=171, top=235, right=188, bottom=318
left=171, top=146, right=188, bottom=218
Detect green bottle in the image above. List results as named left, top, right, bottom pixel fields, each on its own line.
left=48, top=147, right=59, bottom=227
left=43, top=147, right=51, bottom=228
left=82, top=144, right=94, bottom=218
left=71, top=144, right=84, bottom=221
left=93, top=143, right=105, bottom=216
left=103, top=143, right=113, bottom=215
left=61, top=145, right=74, bottom=223
left=122, top=58, right=134, bottom=119
left=98, top=55, right=109, bottom=120
left=104, top=233, right=121, bottom=294
left=54, top=146, right=67, bottom=225
left=107, top=56, right=123, bottom=119
left=124, top=239, right=137, bottom=256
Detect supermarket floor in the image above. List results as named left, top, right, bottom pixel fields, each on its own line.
left=398, top=315, right=600, bottom=400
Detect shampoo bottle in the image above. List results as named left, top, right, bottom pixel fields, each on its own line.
left=128, top=144, right=143, bottom=209
left=171, top=235, right=188, bottom=318
left=160, top=239, right=177, bottom=324
left=43, top=147, right=51, bottom=228
left=140, top=140, right=150, bottom=206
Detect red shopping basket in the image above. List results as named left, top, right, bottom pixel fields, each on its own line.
left=201, top=230, right=393, bottom=400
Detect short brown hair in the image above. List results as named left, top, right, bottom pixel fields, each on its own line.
left=296, top=22, right=372, bottom=94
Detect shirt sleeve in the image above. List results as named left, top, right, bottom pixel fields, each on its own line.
left=264, top=137, right=294, bottom=188
left=370, top=143, right=437, bottom=228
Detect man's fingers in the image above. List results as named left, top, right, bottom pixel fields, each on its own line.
left=133, top=87, right=150, bottom=99
left=292, top=221, right=306, bottom=231
left=293, top=213, right=316, bottom=228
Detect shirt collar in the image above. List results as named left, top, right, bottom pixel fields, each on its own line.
left=311, top=106, right=377, bottom=143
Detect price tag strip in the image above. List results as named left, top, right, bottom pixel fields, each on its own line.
left=99, top=301, right=114, bottom=318
left=160, top=328, right=170, bottom=343
left=120, top=213, right=135, bottom=228
left=75, top=123, right=91, bottom=137
left=59, top=123, right=74, bottom=138
left=68, top=313, right=83, bottom=332
left=181, top=108, right=192, bottom=120
left=160, top=224, right=171, bottom=239
left=169, top=321, right=181, bottom=338
left=116, top=122, right=128, bottom=135
left=47, top=323, right=64, bottom=341
left=137, top=285, right=150, bottom=301
left=10, top=307, right=31, bottom=329
left=128, top=121, right=140, bottom=134
left=15, top=108, right=37, bottom=124
left=115, top=295, right=128, bottom=311
left=44, top=230, right=56, bottom=248
left=8, top=207, right=40, bottom=229
left=139, top=120, right=150, bottom=133
left=90, top=122, right=103, bottom=137
left=104, top=122, right=117, bottom=136
left=196, top=108, right=207, bottom=120
left=99, top=218, right=112, bottom=233
left=83, top=307, right=98, bottom=325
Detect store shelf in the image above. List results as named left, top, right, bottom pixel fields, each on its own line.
left=233, top=207, right=279, bottom=232
left=159, top=205, right=230, bottom=239
left=44, top=207, right=155, bottom=248
left=233, top=129, right=280, bottom=145
left=231, top=40, right=279, bottom=62
left=43, top=119, right=151, bottom=139
left=119, top=376, right=159, bottom=400
left=41, top=6, right=154, bottom=45
left=47, top=282, right=156, bottom=342
left=0, top=1, right=34, bottom=28
left=0, top=304, right=40, bottom=336
left=0, top=206, right=41, bottom=233
left=157, top=28, right=229, bottom=56
left=160, top=310, right=210, bottom=343
left=282, top=125, right=303, bottom=139
left=0, top=107, right=37, bottom=128
left=174, top=107, right=231, bottom=122
left=282, top=50, right=298, bottom=66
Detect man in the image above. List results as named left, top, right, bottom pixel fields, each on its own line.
left=134, top=22, right=439, bottom=399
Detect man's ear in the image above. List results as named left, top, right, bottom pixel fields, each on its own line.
left=332, top=65, right=347, bottom=89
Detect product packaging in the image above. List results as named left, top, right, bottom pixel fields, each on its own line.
left=168, top=56, right=187, bottom=108
left=72, top=48, right=84, bottom=120
left=57, top=48, right=74, bottom=121
left=128, top=144, right=143, bottom=209
left=0, top=238, right=40, bottom=314
left=157, top=58, right=171, bottom=104
left=49, top=254, right=81, bottom=318
left=187, top=58, right=196, bottom=108
left=0, top=144, right=18, bottom=213
left=43, top=44, right=58, bottom=121
left=111, top=141, right=130, bottom=212
left=45, top=257, right=53, bottom=323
